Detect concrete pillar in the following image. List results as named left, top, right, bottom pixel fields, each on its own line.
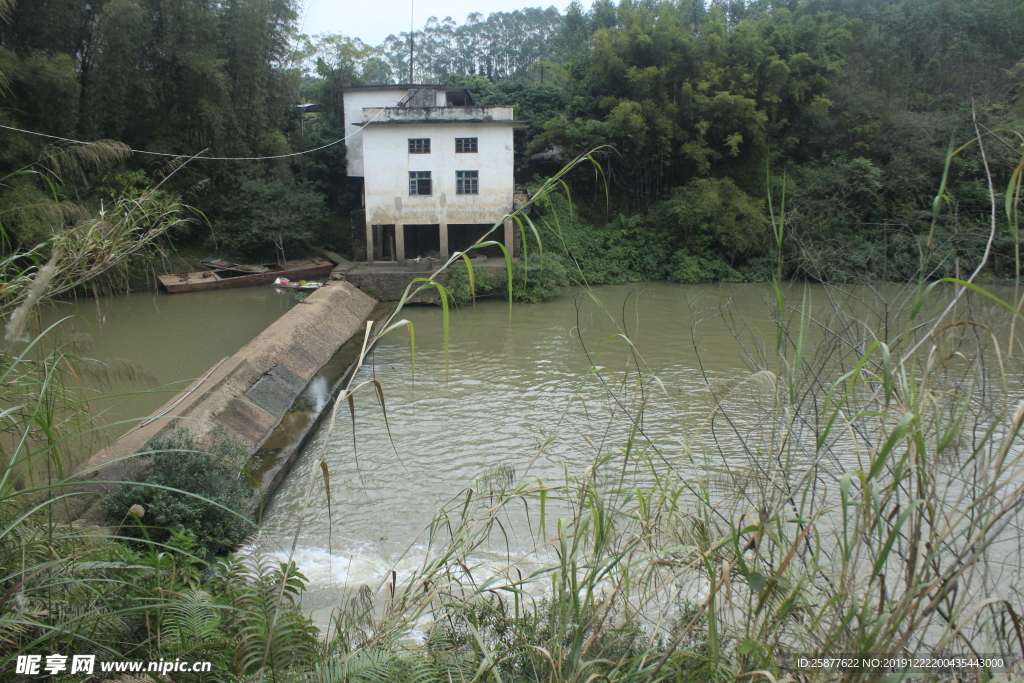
left=503, top=217, right=515, bottom=259
left=365, top=221, right=374, bottom=263
left=395, top=223, right=405, bottom=262
left=439, top=221, right=449, bottom=258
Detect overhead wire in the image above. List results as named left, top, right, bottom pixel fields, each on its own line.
left=0, top=100, right=398, bottom=162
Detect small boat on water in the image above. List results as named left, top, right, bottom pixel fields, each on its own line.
left=157, top=257, right=334, bottom=293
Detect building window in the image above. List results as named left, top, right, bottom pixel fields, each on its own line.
left=455, top=137, right=478, bottom=153
left=456, top=170, right=478, bottom=195
left=408, top=138, right=430, bottom=154
left=409, top=171, right=432, bottom=195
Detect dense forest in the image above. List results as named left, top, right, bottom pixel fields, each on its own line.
left=1, top=0, right=1023, bottom=283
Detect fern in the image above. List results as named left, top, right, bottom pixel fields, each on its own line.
left=211, top=549, right=319, bottom=680
left=160, top=589, right=223, bottom=652
left=319, top=651, right=395, bottom=683
left=320, top=651, right=453, bottom=683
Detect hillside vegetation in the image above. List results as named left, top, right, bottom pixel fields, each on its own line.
left=1, top=0, right=1022, bottom=282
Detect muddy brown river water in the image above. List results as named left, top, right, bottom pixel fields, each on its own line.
left=44, top=287, right=296, bottom=442
left=49, top=280, right=1021, bottom=632
left=257, top=280, right=1021, bottom=622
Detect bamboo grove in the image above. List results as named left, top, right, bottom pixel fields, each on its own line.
left=1, top=0, right=1022, bottom=279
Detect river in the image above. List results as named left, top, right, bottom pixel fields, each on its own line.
left=33, top=277, right=1020, bottom=653
left=258, top=280, right=1019, bottom=623
left=43, top=287, right=296, bottom=443
left=40, top=278, right=1021, bottom=639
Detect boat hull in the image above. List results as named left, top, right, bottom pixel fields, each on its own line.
left=157, top=260, right=333, bottom=293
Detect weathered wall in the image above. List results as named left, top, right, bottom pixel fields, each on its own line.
left=351, top=209, right=367, bottom=261
left=362, top=105, right=514, bottom=123
left=343, top=268, right=448, bottom=303
left=69, top=281, right=377, bottom=521
left=362, top=122, right=515, bottom=226
left=343, top=89, right=501, bottom=176
left=342, top=87, right=409, bottom=176
left=340, top=258, right=511, bottom=303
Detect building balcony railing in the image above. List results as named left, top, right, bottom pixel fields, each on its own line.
left=360, top=106, right=515, bottom=124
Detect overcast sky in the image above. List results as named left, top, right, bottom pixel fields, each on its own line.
left=297, top=0, right=569, bottom=45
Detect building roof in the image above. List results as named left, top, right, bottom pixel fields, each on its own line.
left=357, top=119, right=530, bottom=129
left=340, top=83, right=467, bottom=91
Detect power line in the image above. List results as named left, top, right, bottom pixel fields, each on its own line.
left=0, top=103, right=396, bottom=162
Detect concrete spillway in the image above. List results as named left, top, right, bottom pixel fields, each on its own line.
left=70, top=280, right=377, bottom=522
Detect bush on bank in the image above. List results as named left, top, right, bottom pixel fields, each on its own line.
left=512, top=156, right=1014, bottom=296
left=446, top=251, right=575, bottom=305
left=103, top=429, right=254, bottom=560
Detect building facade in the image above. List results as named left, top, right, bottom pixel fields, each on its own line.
left=342, top=84, right=527, bottom=262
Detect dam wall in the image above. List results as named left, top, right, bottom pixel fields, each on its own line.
left=70, top=280, right=377, bottom=522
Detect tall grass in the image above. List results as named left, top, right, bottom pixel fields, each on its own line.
left=0, top=148, right=605, bottom=680
left=303, top=286, right=1022, bottom=681
left=0, top=143, right=245, bottom=675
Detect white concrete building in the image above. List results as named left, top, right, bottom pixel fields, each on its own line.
left=342, top=84, right=527, bottom=262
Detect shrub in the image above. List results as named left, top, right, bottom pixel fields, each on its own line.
left=446, top=259, right=497, bottom=305
left=104, top=429, right=254, bottom=560
left=666, top=250, right=745, bottom=284
left=509, top=252, right=573, bottom=302
left=530, top=194, right=673, bottom=284
left=649, top=177, right=767, bottom=266
left=447, top=252, right=574, bottom=305
left=207, top=175, right=328, bottom=260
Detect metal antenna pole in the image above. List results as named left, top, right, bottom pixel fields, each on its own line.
left=409, top=0, right=414, bottom=82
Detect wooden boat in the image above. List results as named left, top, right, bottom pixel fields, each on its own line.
left=157, top=258, right=334, bottom=293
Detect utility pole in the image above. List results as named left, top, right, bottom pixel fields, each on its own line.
left=409, top=0, right=414, bottom=82
left=538, top=64, right=550, bottom=84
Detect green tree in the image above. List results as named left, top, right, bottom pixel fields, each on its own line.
left=209, top=175, right=327, bottom=259
left=650, top=177, right=766, bottom=280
